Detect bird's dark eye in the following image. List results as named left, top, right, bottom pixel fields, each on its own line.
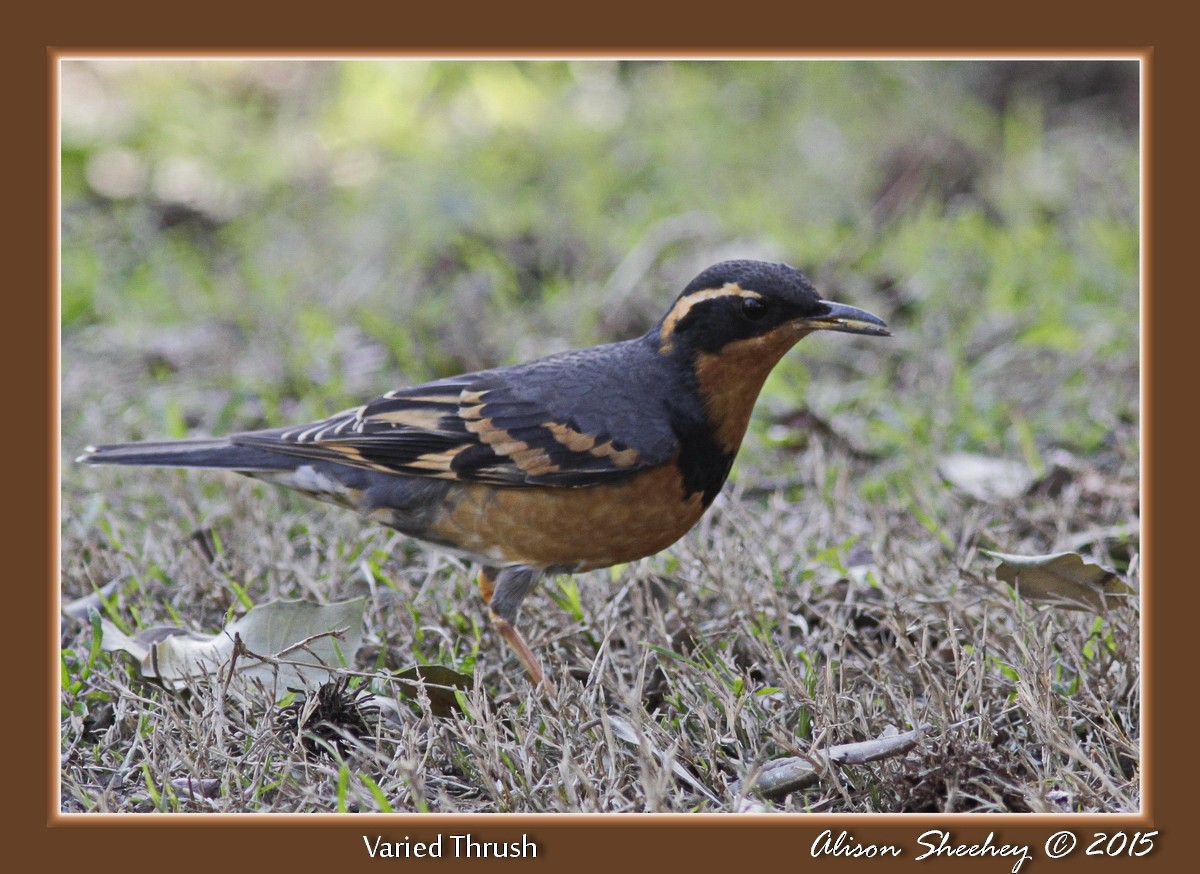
left=740, top=297, right=769, bottom=321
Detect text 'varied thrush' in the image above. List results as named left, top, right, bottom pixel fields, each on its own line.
left=79, top=260, right=890, bottom=692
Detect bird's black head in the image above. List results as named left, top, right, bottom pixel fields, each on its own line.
left=655, top=260, right=890, bottom=357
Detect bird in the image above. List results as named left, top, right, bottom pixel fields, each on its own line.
left=78, top=259, right=889, bottom=691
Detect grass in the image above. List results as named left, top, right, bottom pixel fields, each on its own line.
left=59, top=59, right=1139, bottom=813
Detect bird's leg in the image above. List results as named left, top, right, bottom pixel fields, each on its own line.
left=478, top=565, right=554, bottom=695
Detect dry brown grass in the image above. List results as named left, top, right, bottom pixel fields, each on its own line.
left=61, top=410, right=1139, bottom=813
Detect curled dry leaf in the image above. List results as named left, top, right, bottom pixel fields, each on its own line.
left=98, top=597, right=366, bottom=695
left=982, top=549, right=1136, bottom=612
left=61, top=578, right=123, bottom=623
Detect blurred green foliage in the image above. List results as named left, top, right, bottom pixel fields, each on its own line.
left=61, top=59, right=1138, bottom=472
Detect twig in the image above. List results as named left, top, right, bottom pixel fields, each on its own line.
left=734, top=723, right=933, bottom=800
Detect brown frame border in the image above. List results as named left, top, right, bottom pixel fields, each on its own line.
left=27, top=8, right=1189, bottom=870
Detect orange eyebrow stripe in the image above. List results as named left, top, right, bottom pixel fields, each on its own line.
left=659, top=284, right=764, bottom=353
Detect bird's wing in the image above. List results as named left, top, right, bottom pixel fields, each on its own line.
left=230, top=369, right=674, bottom=488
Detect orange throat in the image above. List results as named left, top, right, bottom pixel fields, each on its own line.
left=693, top=325, right=810, bottom=455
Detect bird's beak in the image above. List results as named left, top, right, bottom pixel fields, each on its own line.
left=798, top=300, right=891, bottom=337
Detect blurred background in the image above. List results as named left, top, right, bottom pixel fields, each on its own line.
left=61, top=58, right=1140, bottom=566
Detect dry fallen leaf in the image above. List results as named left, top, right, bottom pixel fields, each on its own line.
left=61, top=578, right=123, bottom=623
left=393, top=664, right=474, bottom=717
left=100, top=597, right=366, bottom=695
left=982, top=549, right=1136, bottom=611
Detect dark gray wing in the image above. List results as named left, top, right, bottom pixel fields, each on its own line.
left=230, top=340, right=681, bottom=488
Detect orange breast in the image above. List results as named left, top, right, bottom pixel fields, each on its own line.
left=423, top=464, right=706, bottom=570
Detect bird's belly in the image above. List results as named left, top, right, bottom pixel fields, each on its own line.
left=413, top=465, right=707, bottom=570
left=253, top=465, right=359, bottom=505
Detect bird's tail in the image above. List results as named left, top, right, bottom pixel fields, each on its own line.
left=77, top=439, right=290, bottom=472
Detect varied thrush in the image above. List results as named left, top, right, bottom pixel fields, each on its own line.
left=79, top=260, right=889, bottom=690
